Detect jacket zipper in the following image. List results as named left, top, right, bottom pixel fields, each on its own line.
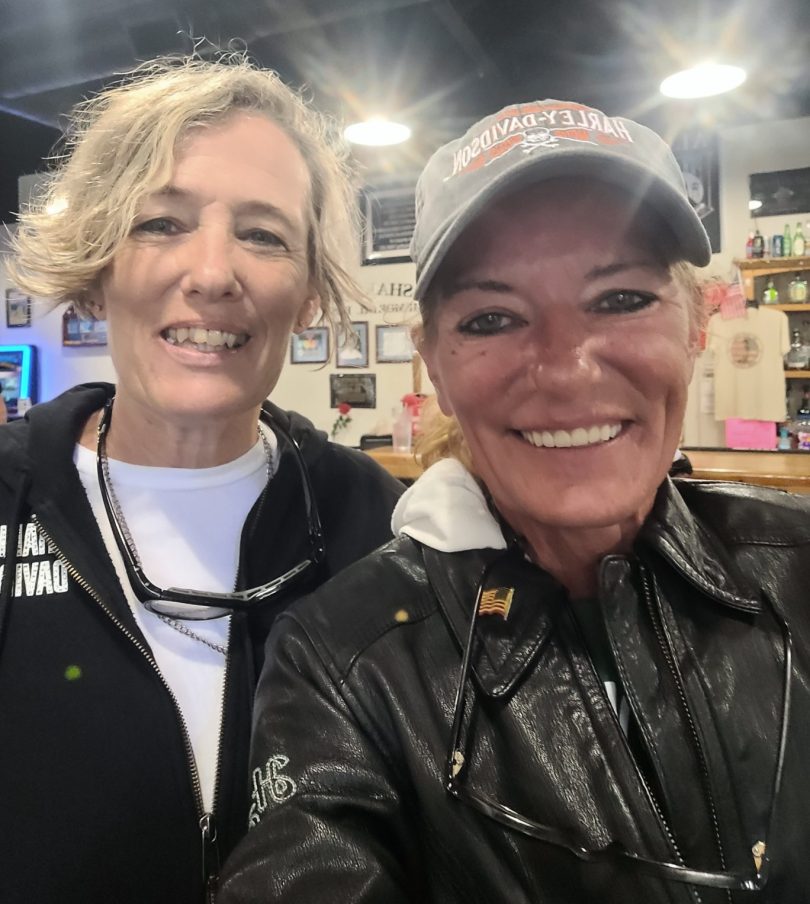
left=568, top=608, right=703, bottom=904
left=33, top=515, right=222, bottom=901
left=204, top=617, right=232, bottom=903
left=638, top=561, right=730, bottom=904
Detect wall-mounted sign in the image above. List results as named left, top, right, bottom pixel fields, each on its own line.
left=62, top=305, right=108, bottom=346
left=375, top=324, right=415, bottom=363
left=362, top=184, right=416, bottom=264
left=672, top=129, right=721, bottom=254
left=336, top=321, right=369, bottom=368
left=5, top=288, right=31, bottom=328
left=329, top=372, right=376, bottom=408
left=749, top=167, right=810, bottom=218
left=290, top=327, right=330, bottom=364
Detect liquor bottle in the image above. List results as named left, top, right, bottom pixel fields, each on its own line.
left=798, top=385, right=810, bottom=418
left=785, top=329, right=809, bottom=369
left=752, top=229, right=765, bottom=258
left=762, top=278, right=779, bottom=304
left=795, top=385, right=810, bottom=451
left=788, top=273, right=808, bottom=302
left=793, top=222, right=806, bottom=257
left=784, top=223, right=792, bottom=256
left=772, top=233, right=784, bottom=257
left=745, top=232, right=754, bottom=258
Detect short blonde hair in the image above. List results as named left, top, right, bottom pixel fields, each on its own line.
left=7, top=53, right=362, bottom=331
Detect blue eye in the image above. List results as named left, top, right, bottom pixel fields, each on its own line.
left=132, top=217, right=180, bottom=236
left=458, top=312, right=522, bottom=335
left=591, top=291, right=656, bottom=313
left=241, top=229, right=286, bottom=249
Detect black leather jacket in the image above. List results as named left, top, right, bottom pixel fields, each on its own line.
left=219, top=479, right=810, bottom=904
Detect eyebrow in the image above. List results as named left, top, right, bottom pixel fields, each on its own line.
left=584, top=260, right=661, bottom=279
left=151, top=186, right=302, bottom=235
left=443, top=278, right=514, bottom=298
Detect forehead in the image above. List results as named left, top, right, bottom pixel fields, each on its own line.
left=443, top=178, right=665, bottom=276
left=165, top=113, right=312, bottom=215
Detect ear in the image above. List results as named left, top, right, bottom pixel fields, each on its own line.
left=416, top=329, right=454, bottom=417
left=293, top=292, right=320, bottom=333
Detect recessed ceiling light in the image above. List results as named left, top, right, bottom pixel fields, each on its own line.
left=344, top=118, right=411, bottom=146
left=660, top=63, right=747, bottom=99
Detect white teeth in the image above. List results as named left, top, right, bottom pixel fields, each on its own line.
left=163, top=327, right=248, bottom=351
left=522, top=423, right=623, bottom=449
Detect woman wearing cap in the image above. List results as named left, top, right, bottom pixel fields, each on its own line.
left=0, top=56, right=403, bottom=904
left=220, top=101, right=810, bottom=903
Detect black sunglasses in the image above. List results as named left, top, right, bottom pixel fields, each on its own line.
left=96, top=400, right=326, bottom=620
left=445, top=548, right=792, bottom=892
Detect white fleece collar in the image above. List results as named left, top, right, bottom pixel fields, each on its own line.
left=391, top=457, right=506, bottom=553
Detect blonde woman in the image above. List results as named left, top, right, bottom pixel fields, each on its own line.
left=0, top=56, right=402, bottom=904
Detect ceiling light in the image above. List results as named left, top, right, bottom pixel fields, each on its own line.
left=749, top=199, right=763, bottom=211
left=660, top=63, right=747, bottom=99
left=344, top=118, right=411, bottom=147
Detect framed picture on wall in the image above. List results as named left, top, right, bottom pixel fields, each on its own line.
left=5, top=288, right=31, bottom=328
left=336, top=321, right=369, bottom=368
left=361, top=181, right=417, bottom=265
left=329, top=373, right=376, bottom=409
left=290, top=327, right=330, bottom=364
left=62, top=305, right=108, bottom=346
left=375, top=324, right=414, bottom=363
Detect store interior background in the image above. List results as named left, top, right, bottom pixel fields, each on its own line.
left=1, top=0, right=809, bottom=448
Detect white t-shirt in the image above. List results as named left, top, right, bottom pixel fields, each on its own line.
left=707, top=308, right=790, bottom=421
left=74, top=430, right=276, bottom=811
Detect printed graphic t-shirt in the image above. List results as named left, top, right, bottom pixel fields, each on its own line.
left=707, top=308, right=790, bottom=421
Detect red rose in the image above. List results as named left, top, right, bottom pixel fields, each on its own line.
left=338, top=402, right=352, bottom=416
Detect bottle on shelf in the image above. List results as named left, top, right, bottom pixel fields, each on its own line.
left=762, top=278, right=779, bottom=304
left=745, top=232, right=754, bottom=259
left=772, top=233, right=784, bottom=257
left=785, top=329, right=809, bottom=370
left=793, top=221, right=806, bottom=257
left=788, top=272, right=808, bottom=302
left=795, top=385, right=810, bottom=451
left=783, top=223, right=792, bottom=256
left=752, top=229, right=765, bottom=258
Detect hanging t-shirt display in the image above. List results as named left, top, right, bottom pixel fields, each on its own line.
left=707, top=307, right=790, bottom=422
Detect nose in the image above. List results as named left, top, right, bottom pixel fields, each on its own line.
left=178, top=225, right=242, bottom=302
left=527, top=307, right=601, bottom=396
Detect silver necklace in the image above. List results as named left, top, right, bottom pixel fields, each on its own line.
left=99, top=423, right=273, bottom=656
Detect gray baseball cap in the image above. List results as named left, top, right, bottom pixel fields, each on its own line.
left=411, top=99, right=712, bottom=300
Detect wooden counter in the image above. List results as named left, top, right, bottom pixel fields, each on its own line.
left=683, top=449, right=810, bottom=494
left=365, top=446, right=810, bottom=494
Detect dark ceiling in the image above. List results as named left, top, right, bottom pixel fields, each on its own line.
left=2, top=0, right=809, bottom=221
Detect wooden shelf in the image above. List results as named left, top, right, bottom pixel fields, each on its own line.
left=785, top=370, right=810, bottom=379
left=770, top=304, right=810, bottom=312
left=737, top=257, right=810, bottom=273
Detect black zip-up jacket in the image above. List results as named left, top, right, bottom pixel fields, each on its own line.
left=219, top=479, right=810, bottom=904
left=0, top=383, right=403, bottom=904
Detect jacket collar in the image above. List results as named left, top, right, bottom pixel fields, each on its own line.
left=422, top=477, right=763, bottom=699
left=638, top=479, right=761, bottom=613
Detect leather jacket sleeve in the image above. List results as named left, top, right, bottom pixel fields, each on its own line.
left=217, top=609, right=418, bottom=903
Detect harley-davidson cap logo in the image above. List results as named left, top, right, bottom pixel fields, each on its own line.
left=448, top=101, right=634, bottom=180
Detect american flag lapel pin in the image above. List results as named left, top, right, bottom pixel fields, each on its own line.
left=478, top=586, right=515, bottom=620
